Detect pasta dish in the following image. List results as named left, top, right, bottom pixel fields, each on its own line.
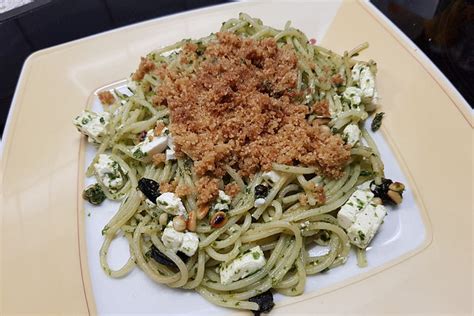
left=74, top=14, right=405, bottom=315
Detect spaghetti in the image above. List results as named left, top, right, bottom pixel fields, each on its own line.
left=76, top=14, right=404, bottom=314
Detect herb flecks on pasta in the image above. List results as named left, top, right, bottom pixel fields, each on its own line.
left=75, top=13, right=405, bottom=314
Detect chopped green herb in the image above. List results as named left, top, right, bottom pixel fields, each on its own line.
left=371, top=112, right=385, bottom=132
left=101, top=226, right=109, bottom=235
left=133, top=149, right=146, bottom=159
left=252, top=252, right=261, bottom=260
left=82, top=183, right=106, bottom=205
left=358, top=230, right=366, bottom=241
left=158, top=200, right=169, bottom=206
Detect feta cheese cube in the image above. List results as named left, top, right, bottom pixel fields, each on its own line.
left=342, top=87, right=363, bottom=107
left=161, top=222, right=199, bottom=256
left=342, top=124, right=361, bottom=147
left=161, top=224, right=183, bottom=252
left=254, top=198, right=266, bottom=207
left=179, top=232, right=199, bottom=256
left=359, top=66, right=376, bottom=99
left=347, top=203, right=387, bottom=248
left=262, top=171, right=282, bottom=184
left=219, top=246, right=266, bottom=285
left=94, top=154, right=125, bottom=192
left=352, top=63, right=377, bottom=101
left=213, top=203, right=230, bottom=211
left=131, top=129, right=168, bottom=160
left=73, top=110, right=110, bottom=144
left=156, top=192, right=186, bottom=215
left=165, top=149, right=176, bottom=161
left=337, top=189, right=374, bottom=230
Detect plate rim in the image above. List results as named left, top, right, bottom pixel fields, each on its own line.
left=1, top=0, right=471, bottom=314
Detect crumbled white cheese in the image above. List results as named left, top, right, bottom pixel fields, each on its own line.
left=131, top=129, right=168, bottom=160
left=347, top=203, right=387, bottom=248
left=161, top=222, right=199, bottom=256
left=73, top=110, right=110, bottom=144
left=351, top=63, right=377, bottom=109
left=262, top=171, right=282, bottom=184
left=161, top=48, right=182, bottom=58
left=219, top=246, right=266, bottom=285
left=342, top=123, right=361, bottom=147
left=161, top=224, right=183, bottom=252
left=300, top=220, right=310, bottom=229
left=213, top=190, right=232, bottom=211
left=165, top=149, right=176, bottom=161
left=94, top=154, right=125, bottom=192
left=218, top=190, right=231, bottom=203
left=156, top=192, right=186, bottom=215
left=337, top=189, right=374, bottom=230
left=213, top=203, right=229, bottom=211
left=254, top=198, right=266, bottom=207
left=180, top=232, right=199, bottom=256
left=342, top=87, right=363, bottom=107
left=352, top=63, right=376, bottom=99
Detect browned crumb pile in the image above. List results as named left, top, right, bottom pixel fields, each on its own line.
left=98, top=91, right=115, bottom=105
left=137, top=32, right=350, bottom=205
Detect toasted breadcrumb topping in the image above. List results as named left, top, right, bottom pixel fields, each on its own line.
left=175, top=183, right=194, bottom=198
left=224, top=182, right=241, bottom=197
left=133, top=57, right=156, bottom=81
left=154, top=121, right=166, bottom=136
left=98, top=91, right=115, bottom=105
left=308, top=182, right=326, bottom=205
left=311, top=100, right=331, bottom=117
left=196, top=176, right=220, bottom=206
left=299, top=194, right=308, bottom=206
left=152, top=153, right=166, bottom=166
left=136, top=32, right=350, bottom=205
left=160, top=180, right=177, bottom=193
